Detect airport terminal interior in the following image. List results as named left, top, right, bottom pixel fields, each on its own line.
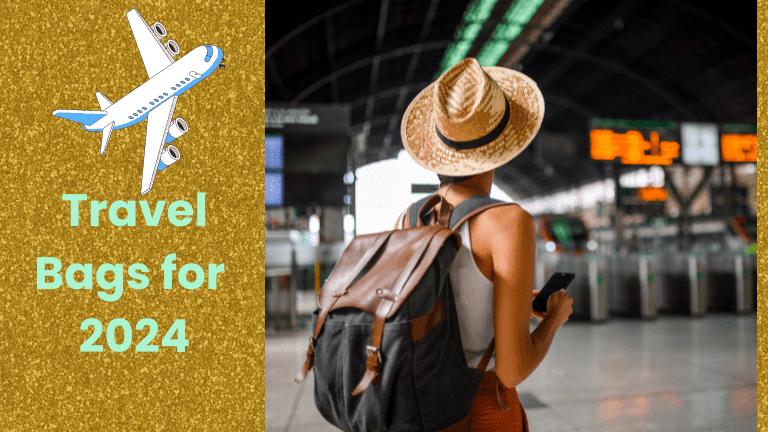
left=264, top=0, right=757, bottom=430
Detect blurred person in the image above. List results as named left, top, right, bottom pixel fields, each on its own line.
left=399, top=58, right=573, bottom=431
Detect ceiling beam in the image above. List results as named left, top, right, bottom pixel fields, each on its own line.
left=267, top=0, right=366, bottom=58
left=291, top=41, right=451, bottom=102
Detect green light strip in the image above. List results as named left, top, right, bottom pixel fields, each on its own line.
left=590, top=118, right=680, bottom=131
left=437, top=0, right=500, bottom=75
left=477, top=0, right=545, bottom=66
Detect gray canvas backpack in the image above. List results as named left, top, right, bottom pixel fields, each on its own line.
left=295, top=193, right=512, bottom=431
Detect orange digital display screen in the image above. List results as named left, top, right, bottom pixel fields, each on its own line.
left=721, top=133, right=757, bottom=162
left=590, top=129, right=680, bottom=165
left=637, top=187, right=667, bottom=202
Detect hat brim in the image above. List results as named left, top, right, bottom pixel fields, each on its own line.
left=401, top=66, right=545, bottom=176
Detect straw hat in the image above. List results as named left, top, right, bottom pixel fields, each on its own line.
left=401, top=58, right=545, bottom=175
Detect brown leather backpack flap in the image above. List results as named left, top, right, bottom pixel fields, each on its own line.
left=317, top=226, right=458, bottom=317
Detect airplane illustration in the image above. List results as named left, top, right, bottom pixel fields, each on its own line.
left=52, top=9, right=225, bottom=195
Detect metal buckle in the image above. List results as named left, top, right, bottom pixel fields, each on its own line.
left=366, top=345, right=382, bottom=364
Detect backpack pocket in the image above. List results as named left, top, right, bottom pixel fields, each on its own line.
left=313, top=310, right=420, bottom=432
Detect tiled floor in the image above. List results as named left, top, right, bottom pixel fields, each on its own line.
left=266, top=314, right=756, bottom=432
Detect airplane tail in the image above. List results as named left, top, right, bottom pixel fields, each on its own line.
left=52, top=109, right=107, bottom=125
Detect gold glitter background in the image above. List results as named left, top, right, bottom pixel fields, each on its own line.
left=0, top=0, right=265, bottom=430
left=761, top=1, right=767, bottom=431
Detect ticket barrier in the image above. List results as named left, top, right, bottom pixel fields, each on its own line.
left=265, top=231, right=298, bottom=330
left=535, top=253, right=608, bottom=322
left=707, top=252, right=755, bottom=314
left=657, top=252, right=707, bottom=316
left=750, top=254, right=757, bottom=310
left=607, top=254, right=658, bottom=319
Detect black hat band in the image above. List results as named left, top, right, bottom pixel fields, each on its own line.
left=435, top=96, right=510, bottom=151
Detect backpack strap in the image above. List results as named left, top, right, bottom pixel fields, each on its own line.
left=393, top=209, right=407, bottom=229
left=402, top=194, right=517, bottom=375
left=406, top=194, right=516, bottom=229
left=476, top=338, right=495, bottom=371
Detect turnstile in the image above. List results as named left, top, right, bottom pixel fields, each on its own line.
left=657, top=252, right=707, bottom=316
left=707, top=252, right=755, bottom=314
left=535, top=253, right=608, bottom=322
left=608, top=254, right=658, bottom=319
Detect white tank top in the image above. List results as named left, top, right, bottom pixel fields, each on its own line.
left=451, top=221, right=495, bottom=370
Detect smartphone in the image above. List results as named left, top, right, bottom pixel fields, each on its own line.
left=532, top=272, right=576, bottom=314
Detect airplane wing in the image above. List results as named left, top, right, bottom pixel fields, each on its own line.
left=127, top=9, right=174, bottom=79
left=141, top=96, right=177, bottom=195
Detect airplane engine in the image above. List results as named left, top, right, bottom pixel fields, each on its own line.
left=157, top=145, right=180, bottom=171
left=152, top=22, right=167, bottom=39
left=164, top=40, right=180, bottom=56
left=165, top=118, right=188, bottom=144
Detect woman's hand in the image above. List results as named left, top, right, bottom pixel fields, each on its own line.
left=530, top=290, right=546, bottom=320
left=546, top=289, right=573, bottom=326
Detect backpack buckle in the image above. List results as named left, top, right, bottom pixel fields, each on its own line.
left=366, top=345, right=381, bottom=364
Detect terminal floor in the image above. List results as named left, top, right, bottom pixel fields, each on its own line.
left=266, top=313, right=756, bottom=432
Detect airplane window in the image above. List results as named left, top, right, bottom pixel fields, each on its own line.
left=142, top=107, right=147, bottom=110
left=172, top=87, right=176, bottom=90
left=159, top=96, right=164, bottom=99
left=155, top=98, right=159, bottom=102
left=129, top=116, right=134, bottom=119
left=163, top=92, right=168, bottom=95
left=185, top=78, right=190, bottom=81
left=150, top=102, right=155, bottom=105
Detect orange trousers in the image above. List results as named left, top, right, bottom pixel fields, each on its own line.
left=441, top=372, right=528, bottom=432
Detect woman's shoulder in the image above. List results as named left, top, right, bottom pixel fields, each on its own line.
left=474, top=202, right=534, bottom=231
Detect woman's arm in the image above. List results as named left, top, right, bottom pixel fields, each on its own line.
left=472, top=206, right=571, bottom=389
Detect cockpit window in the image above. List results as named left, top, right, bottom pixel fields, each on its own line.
left=204, top=45, right=213, bottom=62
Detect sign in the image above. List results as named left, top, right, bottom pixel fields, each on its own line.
left=265, top=102, right=350, bottom=135
left=589, top=119, right=680, bottom=165
left=637, top=187, right=667, bottom=202
left=618, top=187, right=666, bottom=215
left=681, top=122, right=719, bottom=166
left=721, top=134, right=757, bottom=162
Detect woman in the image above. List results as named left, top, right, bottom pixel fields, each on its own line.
left=399, top=58, right=573, bottom=431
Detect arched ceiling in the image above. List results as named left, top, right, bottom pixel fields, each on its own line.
left=267, top=0, right=756, bottom=199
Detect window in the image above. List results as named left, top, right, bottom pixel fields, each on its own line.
left=142, top=107, right=147, bottom=110
left=150, top=102, right=155, bottom=105
left=185, top=78, right=190, bottom=81
left=172, top=87, right=176, bottom=90
left=129, top=116, right=134, bottom=119
left=163, top=92, right=168, bottom=95
left=265, top=135, right=284, bottom=206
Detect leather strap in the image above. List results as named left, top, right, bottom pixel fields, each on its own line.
left=410, top=300, right=445, bottom=342
left=294, top=340, right=315, bottom=383
left=416, top=194, right=445, bottom=227
left=295, top=231, right=393, bottom=384
left=352, top=230, right=439, bottom=395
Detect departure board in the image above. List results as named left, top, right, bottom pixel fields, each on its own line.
left=720, top=124, right=757, bottom=162
left=589, top=119, right=680, bottom=165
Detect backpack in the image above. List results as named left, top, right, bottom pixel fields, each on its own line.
left=295, top=193, right=514, bottom=432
